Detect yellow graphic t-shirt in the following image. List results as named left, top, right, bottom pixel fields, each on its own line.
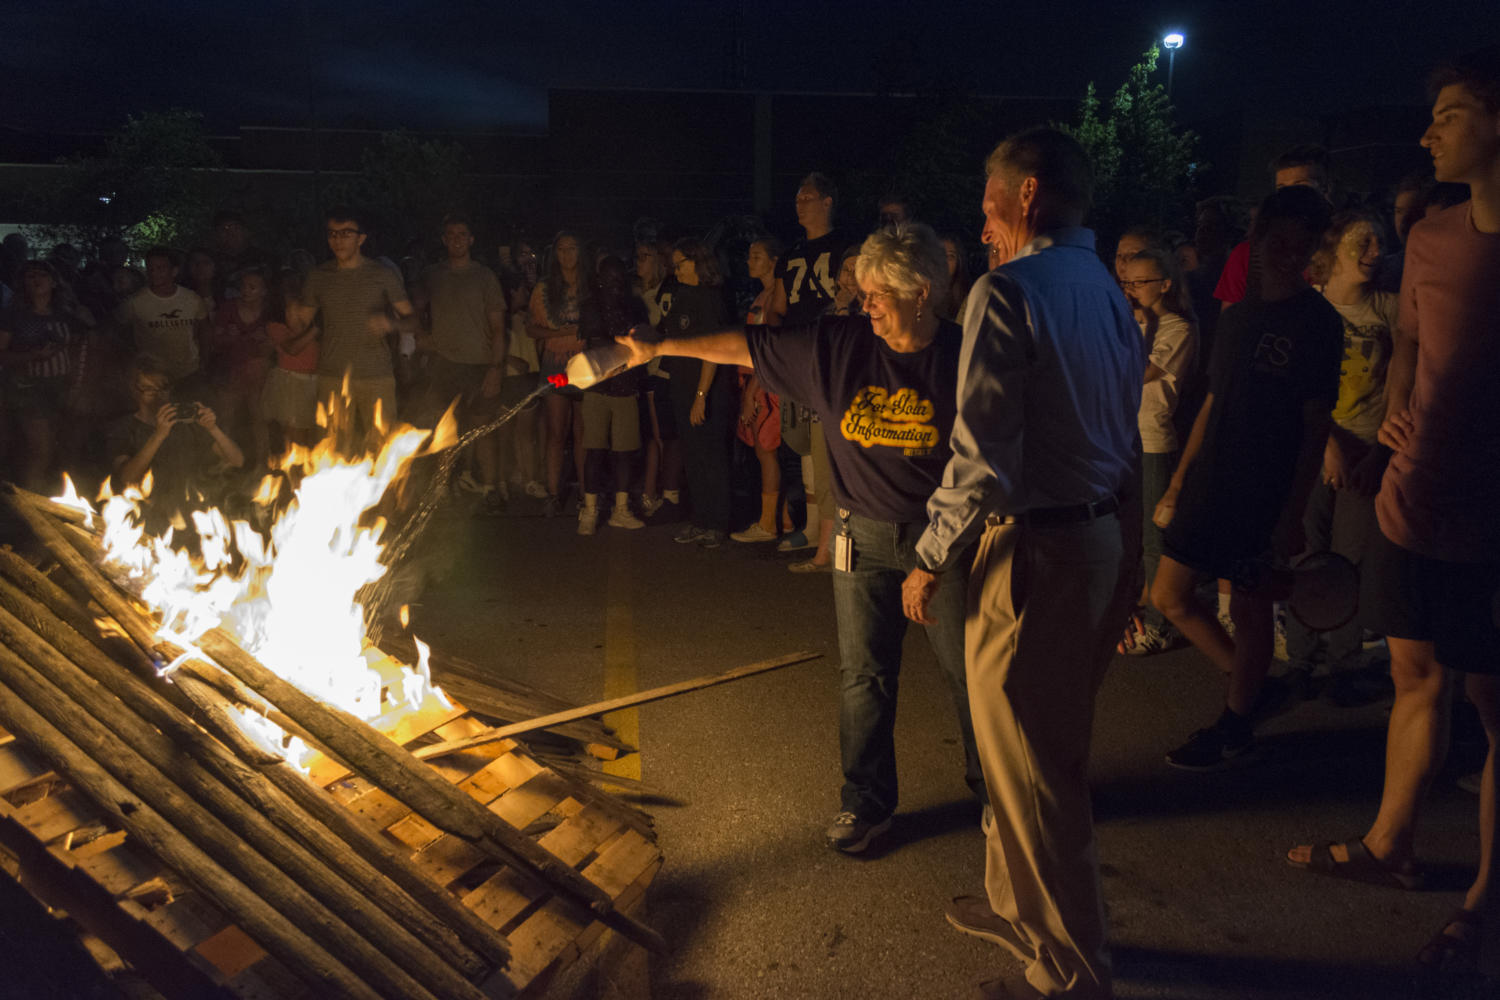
left=840, top=386, right=941, bottom=455
left=1327, top=291, right=1397, bottom=443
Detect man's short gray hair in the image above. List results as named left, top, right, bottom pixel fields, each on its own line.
left=854, top=222, right=947, bottom=303
left=984, top=127, right=1093, bottom=221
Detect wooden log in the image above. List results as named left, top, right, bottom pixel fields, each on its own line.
left=1, top=485, right=159, bottom=659
left=194, top=628, right=668, bottom=956
left=0, top=536, right=327, bottom=767
left=0, top=667, right=385, bottom=1000
left=11, top=484, right=92, bottom=525
left=0, top=526, right=511, bottom=974
left=5, top=484, right=663, bottom=954
left=0, top=611, right=467, bottom=1000
left=0, top=575, right=505, bottom=981
left=415, top=651, right=822, bottom=757
left=172, top=673, right=516, bottom=980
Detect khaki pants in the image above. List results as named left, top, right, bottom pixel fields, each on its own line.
left=966, top=514, right=1132, bottom=998
left=316, top=374, right=398, bottom=436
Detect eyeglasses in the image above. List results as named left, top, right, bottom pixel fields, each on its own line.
left=327, top=229, right=362, bottom=240
left=1119, top=278, right=1166, bottom=290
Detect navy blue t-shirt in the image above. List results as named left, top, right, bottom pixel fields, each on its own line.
left=1173, top=288, right=1342, bottom=546
left=747, top=315, right=961, bottom=522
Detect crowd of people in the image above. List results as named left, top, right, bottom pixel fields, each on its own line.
left=0, top=43, right=1497, bottom=999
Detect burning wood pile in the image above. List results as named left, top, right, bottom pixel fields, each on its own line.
left=0, top=415, right=663, bottom=999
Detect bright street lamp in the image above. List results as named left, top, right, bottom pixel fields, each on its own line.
left=1163, top=32, right=1184, bottom=97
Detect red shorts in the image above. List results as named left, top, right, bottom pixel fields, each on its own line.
left=735, top=371, right=781, bottom=451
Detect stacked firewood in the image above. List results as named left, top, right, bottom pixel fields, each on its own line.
left=0, top=484, right=664, bottom=999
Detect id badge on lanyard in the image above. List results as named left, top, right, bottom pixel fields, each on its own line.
left=833, top=509, right=853, bottom=573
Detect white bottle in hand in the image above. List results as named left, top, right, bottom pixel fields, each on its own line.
left=564, top=343, right=634, bottom=389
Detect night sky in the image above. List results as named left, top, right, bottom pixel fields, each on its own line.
left=4, top=1, right=1495, bottom=135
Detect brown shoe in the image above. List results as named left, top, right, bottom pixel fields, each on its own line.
left=945, top=895, right=1029, bottom=952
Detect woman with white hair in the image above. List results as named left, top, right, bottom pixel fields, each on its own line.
left=616, top=222, right=984, bottom=855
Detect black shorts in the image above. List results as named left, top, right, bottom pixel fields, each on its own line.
left=1161, top=499, right=1276, bottom=592
left=1362, top=530, right=1500, bottom=675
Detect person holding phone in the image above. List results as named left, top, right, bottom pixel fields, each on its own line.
left=109, top=355, right=244, bottom=530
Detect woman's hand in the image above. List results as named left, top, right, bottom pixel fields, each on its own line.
left=614, top=326, right=659, bottom=368
left=690, top=394, right=707, bottom=426
left=739, top=393, right=758, bottom=427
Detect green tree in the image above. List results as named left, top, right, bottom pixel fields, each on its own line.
left=24, top=110, right=222, bottom=253
left=328, top=132, right=474, bottom=255
left=1062, top=45, right=1202, bottom=247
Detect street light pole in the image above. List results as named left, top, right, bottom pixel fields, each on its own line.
left=1163, top=32, right=1184, bottom=97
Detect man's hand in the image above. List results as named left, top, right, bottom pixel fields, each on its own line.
left=902, top=568, right=941, bottom=625
left=481, top=366, right=503, bottom=399
left=615, top=326, right=659, bottom=368
left=1377, top=408, right=1415, bottom=453
left=689, top=395, right=707, bottom=426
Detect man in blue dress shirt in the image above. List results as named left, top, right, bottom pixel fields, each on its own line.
left=904, top=128, right=1143, bottom=999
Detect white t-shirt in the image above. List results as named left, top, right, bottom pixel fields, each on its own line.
left=116, top=285, right=208, bottom=380
left=1328, top=290, right=1398, bottom=444
left=1137, top=311, right=1196, bottom=453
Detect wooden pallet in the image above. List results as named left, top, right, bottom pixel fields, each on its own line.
left=0, top=667, right=661, bottom=1000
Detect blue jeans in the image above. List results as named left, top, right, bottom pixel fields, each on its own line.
left=831, top=513, right=984, bottom=821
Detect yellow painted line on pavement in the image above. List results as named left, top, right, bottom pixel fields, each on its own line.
left=602, top=536, right=640, bottom=780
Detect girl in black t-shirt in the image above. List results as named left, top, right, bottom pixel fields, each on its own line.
left=662, top=238, right=732, bottom=546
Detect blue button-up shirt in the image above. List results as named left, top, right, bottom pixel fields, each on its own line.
left=914, top=227, right=1144, bottom=573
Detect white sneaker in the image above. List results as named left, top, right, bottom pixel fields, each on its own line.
left=578, top=503, right=598, bottom=536
left=524, top=480, right=550, bottom=500
left=730, top=523, right=777, bottom=543
left=639, top=494, right=665, bottom=517
left=1217, top=608, right=1236, bottom=638
left=608, top=506, right=645, bottom=530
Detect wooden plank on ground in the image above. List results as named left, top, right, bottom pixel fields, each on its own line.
left=194, top=923, right=269, bottom=979
left=0, top=741, right=52, bottom=794
left=16, top=787, right=98, bottom=843
left=508, top=830, right=662, bottom=991
left=78, top=841, right=168, bottom=898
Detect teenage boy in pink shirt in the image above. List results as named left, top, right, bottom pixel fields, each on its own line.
left=1288, top=46, right=1500, bottom=975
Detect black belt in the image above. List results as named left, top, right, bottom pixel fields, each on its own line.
left=985, top=495, right=1119, bottom=528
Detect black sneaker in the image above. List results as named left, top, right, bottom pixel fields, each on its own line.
left=824, top=811, right=892, bottom=853
left=480, top=489, right=508, bottom=517
left=1165, top=724, right=1254, bottom=771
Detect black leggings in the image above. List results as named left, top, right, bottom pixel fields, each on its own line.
left=671, top=373, right=732, bottom=531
